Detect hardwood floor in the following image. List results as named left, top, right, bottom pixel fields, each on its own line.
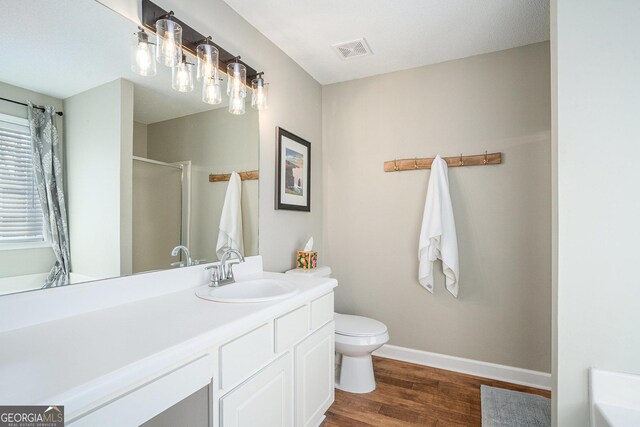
left=322, top=356, right=550, bottom=427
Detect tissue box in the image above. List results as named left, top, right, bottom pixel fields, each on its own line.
left=296, top=251, right=318, bottom=269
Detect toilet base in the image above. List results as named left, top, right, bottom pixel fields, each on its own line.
left=336, top=354, right=376, bottom=393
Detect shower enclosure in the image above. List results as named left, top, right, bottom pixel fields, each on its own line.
left=132, top=157, right=191, bottom=273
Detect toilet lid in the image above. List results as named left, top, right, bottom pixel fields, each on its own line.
left=334, top=313, right=388, bottom=337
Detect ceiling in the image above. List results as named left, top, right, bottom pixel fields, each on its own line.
left=0, top=0, right=227, bottom=124
left=222, top=0, right=550, bottom=85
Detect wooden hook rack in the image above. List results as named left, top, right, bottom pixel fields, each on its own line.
left=209, top=170, right=259, bottom=182
left=384, top=152, right=501, bottom=172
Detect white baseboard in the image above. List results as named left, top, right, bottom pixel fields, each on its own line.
left=373, top=344, right=551, bottom=390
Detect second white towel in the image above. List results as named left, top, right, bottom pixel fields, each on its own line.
left=418, top=155, right=460, bottom=297
left=216, top=171, right=244, bottom=259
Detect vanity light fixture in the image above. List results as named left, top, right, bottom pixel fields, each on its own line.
left=251, top=72, right=268, bottom=110
left=202, top=77, right=222, bottom=104
left=196, top=37, right=219, bottom=81
left=155, top=12, right=182, bottom=67
left=172, top=53, right=194, bottom=92
left=138, top=0, right=269, bottom=112
left=226, top=58, right=247, bottom=97
left=227, top=59, right=246, bottom=115
left=131, top=27, right=156, bottom=76
left=229, top=91, right=246, bottom=115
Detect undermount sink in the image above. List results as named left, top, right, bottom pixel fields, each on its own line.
left=195, top=279, right=299, bottom=303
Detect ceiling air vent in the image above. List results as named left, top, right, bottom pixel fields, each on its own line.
left=332, top=38, right=372, bottom=60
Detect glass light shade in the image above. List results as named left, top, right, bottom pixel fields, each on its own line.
left=131, top=31, right=156, bottom=76
left=228, top=92, right=245, bottom=115
left=172, top=56, right=194, bottom=92
left=251, top=77, right=268, bottom=110
left=202, top=77, right=222, bottom=104
left=196, top=43, right=219, bottom=81
left=226, top=62, right=247, bottom=98
left=155, top=18, right=182, bottom=67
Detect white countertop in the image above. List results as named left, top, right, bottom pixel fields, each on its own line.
left=0, top=267, right=336, bottom=418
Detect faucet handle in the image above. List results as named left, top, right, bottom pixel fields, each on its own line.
left=205, top=265, right=222, bottom=286
left=225, top=260, right=242, bottom=280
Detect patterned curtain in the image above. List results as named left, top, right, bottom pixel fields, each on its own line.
left=27, top=103, right=70, bottom=287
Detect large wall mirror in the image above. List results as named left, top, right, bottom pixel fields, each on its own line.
left=0, top=0, right=260, bottom=296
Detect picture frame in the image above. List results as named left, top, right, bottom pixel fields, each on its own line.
left=276, top=127, right=311, bottom=211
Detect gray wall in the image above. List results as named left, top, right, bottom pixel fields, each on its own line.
left=146, top=107, right=259, bottom=261
left=323, top=43, right=551, bottom=372
left=64, top=78, right=133, bottom=279
left=0, top=81, right=62, bottom=278
left=133, top=121, right=148, bottom=157
left=554, top=0, right=640, bottom=425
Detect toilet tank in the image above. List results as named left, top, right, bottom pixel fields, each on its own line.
left=284, top=265, right=332, bottom=278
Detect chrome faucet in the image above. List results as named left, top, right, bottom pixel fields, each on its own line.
left=206, top=249, right=245, bottom=287
left=171, top=245, right=193, bottom=267
left=220, top=249, right=245, bottom=280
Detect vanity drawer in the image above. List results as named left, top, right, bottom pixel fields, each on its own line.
left=220, top=323, right=273, bottom=389
left=275, top=305, right=310, bottom=353
left=310, top=292, right=334, bottom=330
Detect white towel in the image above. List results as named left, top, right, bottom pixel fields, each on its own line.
left=216, top=172, right=244, bottom=259
left=418, top=155, right=460, bottom=297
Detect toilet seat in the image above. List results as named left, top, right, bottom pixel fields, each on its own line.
left=334, top=313, right=388, bottom=337
left=334, top=330, right=390, bottom=347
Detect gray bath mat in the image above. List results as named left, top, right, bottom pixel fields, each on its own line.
left=481, top=385, right=551, bottom=427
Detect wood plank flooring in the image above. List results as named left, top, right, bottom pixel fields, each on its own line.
left=322, top=356, right=551, bottom=427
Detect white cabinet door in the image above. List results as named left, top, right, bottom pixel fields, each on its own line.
left=295, top=321, right=335, bottom=427
left=220, top=353, right=293, bottom=427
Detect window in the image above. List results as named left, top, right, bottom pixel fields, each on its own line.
left=0, top=113, right=45, bottom=244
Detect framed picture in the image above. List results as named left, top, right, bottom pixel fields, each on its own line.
left=276, top=127, right=311, bottom=211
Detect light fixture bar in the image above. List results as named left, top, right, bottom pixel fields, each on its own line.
left=141, top=0, right=259, bottom=86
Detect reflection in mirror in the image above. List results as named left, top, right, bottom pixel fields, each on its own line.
left=0, top=0, right=259, bottom=296
left=131, top=96, right=259, bottom=274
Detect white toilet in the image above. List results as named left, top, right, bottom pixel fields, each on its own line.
left=285, top=266, right=389, bottom=393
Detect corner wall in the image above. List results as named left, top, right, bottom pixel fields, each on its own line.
left=64, top=78, right=134, bottom=279
left=554, top=0, right=640, bottom=425
left=322, top=43, right=552, bottom=373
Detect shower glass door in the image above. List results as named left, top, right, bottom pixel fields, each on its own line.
left=132, top=159, right=183, bottom=273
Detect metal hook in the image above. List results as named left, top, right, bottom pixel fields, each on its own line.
left=414, top=158, right=419, bottom=169
left=459, top=153, right=464, bottom=166
left=483, top=150, right=488, bottom=165
left=394, top=159, right=399, bottom=171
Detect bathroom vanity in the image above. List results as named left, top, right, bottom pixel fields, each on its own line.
left=0, top=257, right=336, bottom=426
